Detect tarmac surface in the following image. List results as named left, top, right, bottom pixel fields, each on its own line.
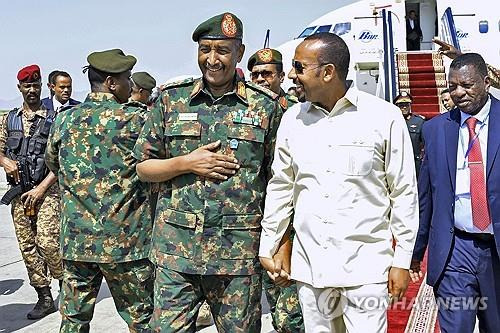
left=0, top=174, right=276, bottom=333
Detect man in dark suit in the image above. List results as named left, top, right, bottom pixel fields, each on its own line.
left=406, top=10, right=423, bottom=51
left=41, top=70, right=80, bottom=112
left=410, top=53, right=500, bottom=332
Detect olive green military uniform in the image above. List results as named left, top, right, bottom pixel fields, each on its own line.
left=248, top=47, right=304, bottom=333
left=405, top=113, right=425, bottom=176
left=133, top=73, right=282, bottom=332
left=0, top=106, right=63, bottom=288
left=45, top=50, right=153, bottom=333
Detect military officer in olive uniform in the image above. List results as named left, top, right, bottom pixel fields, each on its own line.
left=45, top=49, right=153, bottom=333
left=395, top=91, right=425, bottom=176
left=130, top=71, right=157, bottom=107
left=0, top=65, right=63, bottom=320
left=248, top=48, right=299, bottom=114
left=134, top=12, right=283, bottom=332
left=248, top=48, right=304, bottom=333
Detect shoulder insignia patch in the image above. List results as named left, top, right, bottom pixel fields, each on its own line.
left=257, top=49, right=273, bottom=63
left=246, top=81, right=278, bottom=100
left=221, top=13, right=237, bottom=38
left=279, top=96, right=288, bottom=110
left=237, top=81, right=247, bottom=100
left=161, top=77, right=195, bottom=91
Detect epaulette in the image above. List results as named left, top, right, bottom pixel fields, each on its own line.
left=160, top=77, right=195, bottom=91
left=124, top=100, right=147, bottom=110
left=245, top=81, right=278, bottom=100
left=417, top=114, right=426, bottom=120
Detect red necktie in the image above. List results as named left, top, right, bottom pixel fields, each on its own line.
left=466, top=117, right=491, bottom=230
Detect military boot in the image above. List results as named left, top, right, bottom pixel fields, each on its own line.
left=27, top=287, right=57, bottom=319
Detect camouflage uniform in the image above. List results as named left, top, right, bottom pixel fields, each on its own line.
left=0, top=106, right=63, bottom=288
left=45, top=93, right=153, bottom=333
left=262, top=91, right=305, bottom=333
left=133, top=75, right=282, bottom=332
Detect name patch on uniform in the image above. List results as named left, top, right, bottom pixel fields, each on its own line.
left=178, top=113, right=198, bottom=121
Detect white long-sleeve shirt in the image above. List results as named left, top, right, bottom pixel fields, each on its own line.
left=259, top=87, right=419, bottom=288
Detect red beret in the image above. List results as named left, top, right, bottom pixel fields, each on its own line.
left=17, top=64, right=41, bottom=82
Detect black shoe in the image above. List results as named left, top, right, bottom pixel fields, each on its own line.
left=27, top=287, right=57, bottom=320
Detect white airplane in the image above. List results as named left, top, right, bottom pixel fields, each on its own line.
left=274, top=0, right=499, bottom=114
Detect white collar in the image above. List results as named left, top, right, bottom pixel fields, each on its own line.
left=460, top=96, right=491, bottom=126
left=52, top=96, right=69, bottom=111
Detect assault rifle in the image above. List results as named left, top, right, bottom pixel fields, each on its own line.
left=1, top=161, right=35, bottom=205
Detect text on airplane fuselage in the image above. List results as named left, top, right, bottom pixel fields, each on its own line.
left=358, top=30, right=378, bottom=42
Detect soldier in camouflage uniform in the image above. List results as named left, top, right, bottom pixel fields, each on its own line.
left=133, top=12, right=283, bottom=332
left=130, top=71, right=157, bottom=107
left=394, top=92, right=425, bottom=177
left=45, top=49, right=153, bottom=333
left=0, top=64, right=63, bottom=319
left=248, top=48, right=304, bottom=333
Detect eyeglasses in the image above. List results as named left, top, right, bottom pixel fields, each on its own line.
left=250, top=70, right=276, bottom=80
left=292, top=60, right=328, bottom=74
left=396, top=102, right=411, bottom=107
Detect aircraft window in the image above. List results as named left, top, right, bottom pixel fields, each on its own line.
left=333, top=22, right=352, bottom=36
left=315, top=25, right=332, bottom=34
left=298, top=26, right=317, bottom=38
left=479, top=20, right=488, bottom=33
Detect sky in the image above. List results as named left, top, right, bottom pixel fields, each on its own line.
left=0, top=0, right=352, bottom=103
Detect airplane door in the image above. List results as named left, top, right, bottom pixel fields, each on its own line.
left=419, top=1, right=436, bottom=50
left=440, top=7, right=461, bottom=50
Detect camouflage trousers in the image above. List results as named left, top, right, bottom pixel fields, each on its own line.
left=151, top=266, right=262, bottom=333
left=11, top=194, right=63, bottom=288
left=262, top=272, right=305, bottom=333
left=60, top=259, right=154, bottom=333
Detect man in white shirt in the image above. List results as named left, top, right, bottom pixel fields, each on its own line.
left=41, top=70, right=80, bottom=112
left=259, top=32, right=419, bottom=332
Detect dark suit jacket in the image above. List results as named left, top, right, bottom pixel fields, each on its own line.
left=41, top=97, right=80, bottom=112
left=412, top=95, right=500, bottom=286
left=406, top=18, right=422, bottom=39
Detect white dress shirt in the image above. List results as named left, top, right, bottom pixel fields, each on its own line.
left=259, top=87, right=419, bottom=288
left=52, top=96, right=69, bottom=112
left=454, top=97, right=493, bottom=234
left=409, top=19, right=415, bottom=30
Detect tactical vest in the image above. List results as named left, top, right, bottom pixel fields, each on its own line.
left=5, top=108, right=55, bottom=185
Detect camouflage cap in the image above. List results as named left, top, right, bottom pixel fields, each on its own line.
left=131, top=72, right=156, bottom=91
left=247, top=48, right=283, bottom=71
left=87, top=49, right=137, bottom=74
left=192, top=12, right=243, bottom=42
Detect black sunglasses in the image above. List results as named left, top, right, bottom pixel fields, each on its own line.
left=250, top=70, right=276, bottom=80
left=292, top=60, right=328, bottom=74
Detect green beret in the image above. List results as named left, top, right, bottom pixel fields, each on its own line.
left=131, top=72, right=156, bottom=91
left=192, top=12, right=243, bottom=42
left=247, top=48, right=283, bottom=71
left=87, top=49, right=137, bottom=74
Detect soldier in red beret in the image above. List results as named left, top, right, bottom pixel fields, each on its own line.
left=0, top=64, right=63, bottom=319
